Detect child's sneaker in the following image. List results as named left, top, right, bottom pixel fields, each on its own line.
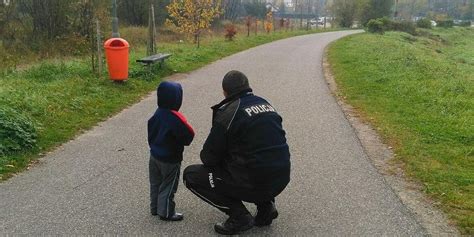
left=159, top=213, right=184, bottom=221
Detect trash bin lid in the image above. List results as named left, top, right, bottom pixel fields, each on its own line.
left=104, top=38, right=130, bottom=49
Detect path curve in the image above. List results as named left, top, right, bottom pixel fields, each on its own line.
left=0, top=31, right=426, bottom=236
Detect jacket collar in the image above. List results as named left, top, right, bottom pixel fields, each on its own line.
left=211, top=88, right=253, bottom=110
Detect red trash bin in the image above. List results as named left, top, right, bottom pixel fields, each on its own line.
left=104, top=38, right=130, bottom=81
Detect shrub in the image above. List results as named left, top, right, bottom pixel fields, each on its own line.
left=417, top=18, right=432, bottom=29
left=436, top=20, right=454, bottom=28
left=417, top=29, right=434, bottom=38
left=224, top=23, right=237, bottom=41
left=264, top=21, right=273, bottom=33
left=392, top=20, right=417, bottom=35
left=380, top=17, right=394, bottom=29
left=0, top=47, right=19, bottom=73
left=367, top=19, right=385, bottom=34
left=119, top=26, right=149, bottom=48
left=0, top=106, right=38, bottom=157
left=455, top=21, right=472, bottom=27
left=367, top=18, right=417, bottom=35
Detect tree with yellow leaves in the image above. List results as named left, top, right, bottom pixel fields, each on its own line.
left=264, top=11, right=273, bottom=33
left=166, top=0, right=222, bottom=48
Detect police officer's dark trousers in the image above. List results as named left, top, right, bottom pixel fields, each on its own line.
left=149, top=156, right=181, bottom=218
left=183, top=164, right=275, bottom=217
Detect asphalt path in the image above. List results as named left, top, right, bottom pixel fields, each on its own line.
left=0, top=30, right=426, bottom=235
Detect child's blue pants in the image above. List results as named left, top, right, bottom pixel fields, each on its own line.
left=149, top=156, right=181, bottom=218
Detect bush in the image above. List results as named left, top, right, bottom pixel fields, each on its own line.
left=380, top=17, right=394, bottom=29
left=417, top=18, right=432, bottom=29
left=0, top=47, right=19, bottom=73
left=0, top=106, right=38, bottom=157
left=120, top=26, right=149, bottom=48
left=224, top=22, right=237, bottom=41
left=416, top=29, right=434, bottom=38
left=436, top=20, right=454, bottom=28
left=367, top=19, right=385, bottom=34
left=455, top=21, right=472, bottom=27
left=367, top=18, right=417, bottom=36
left=392, top=20, right=417, bottom=35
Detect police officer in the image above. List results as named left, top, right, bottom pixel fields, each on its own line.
left=183, top=70, right=291, bottom=235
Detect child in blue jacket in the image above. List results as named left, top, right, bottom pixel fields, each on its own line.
left=147, top=81, right=195, bottom=221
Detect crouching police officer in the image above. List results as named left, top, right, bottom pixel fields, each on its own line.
left=183, top=70, right=291, bottom=235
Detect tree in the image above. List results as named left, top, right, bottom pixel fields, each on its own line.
left=166, top=0, right=222, bottom=48
left=246, top=16, right=252, bottom=36
left=243, top=0, right=267, bottom=19
left=279, top=1, right=286, bottom=14
left=0, top=1, right=27, bottom=52
left=359, top=0, right=394, bottom=26
left=329, top=0, right=358, bottom=27
left=117, top=0, right=148, bottom=25
left=118, top=0, right=171, bottom=26
left=0, top=0, right=113, bottom=72
left=459, top=0, right=474, bottom=20
left=392, top=0, right=473, bottom=21
left=264, top=10, right=273, bottom=33
left=17, top=0, right=72, bottom=40
left=221, top=0, right=243, bottom=21
left=395, top=0, right=430, bottom=20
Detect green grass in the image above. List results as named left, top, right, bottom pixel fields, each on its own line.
left=328, top=27, right=473, bottom=234
left=0, top=28, right=340, bottom=180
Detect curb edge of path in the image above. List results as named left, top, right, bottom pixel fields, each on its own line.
left=322, top=43, right=460, bottom=236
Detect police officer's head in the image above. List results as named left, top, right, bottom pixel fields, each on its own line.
left=222, top=70, right=251, bottom=98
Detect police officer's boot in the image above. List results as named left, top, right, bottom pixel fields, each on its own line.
left=214, top=213, right=254, bottom=235
left=255, top=201, right=278, bottom=227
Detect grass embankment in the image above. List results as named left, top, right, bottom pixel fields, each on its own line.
left=328, top=28, right=473, bottom=234
left=0, top=28, right=338, bottom=180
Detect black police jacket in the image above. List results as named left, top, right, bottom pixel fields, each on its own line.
left=200, top=89, right=291, bottom=192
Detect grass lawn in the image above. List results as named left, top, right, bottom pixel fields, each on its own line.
left=0, top=28, right=339, bottom=180
left=328, top=27, right=473, bottom=234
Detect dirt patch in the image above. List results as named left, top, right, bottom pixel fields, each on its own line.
left=322, top=49, right=460, bottom=236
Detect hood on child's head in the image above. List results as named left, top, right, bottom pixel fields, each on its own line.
left=157, top=81, right=183, bottom=111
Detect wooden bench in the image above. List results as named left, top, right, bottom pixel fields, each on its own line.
left=136, top=53, right=172, bottom=69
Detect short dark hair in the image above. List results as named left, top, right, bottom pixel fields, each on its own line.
left=222, top=70, right=250, bottom=96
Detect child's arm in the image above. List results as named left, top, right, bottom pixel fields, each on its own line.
left=171, top=110, right=195, bottom=146
left=147, top=112, right=159, bottom=147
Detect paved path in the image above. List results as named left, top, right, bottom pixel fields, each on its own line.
left=0, top=31, right=426, bottom=235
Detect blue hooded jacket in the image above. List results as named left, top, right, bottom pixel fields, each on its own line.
left=147, top=81, right=194, bottom=163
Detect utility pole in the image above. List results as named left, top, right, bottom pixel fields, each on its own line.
left=111, top=0, right=120, bottom=37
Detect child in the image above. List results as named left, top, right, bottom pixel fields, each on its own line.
left=147, top=81, right=195, bottom=221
